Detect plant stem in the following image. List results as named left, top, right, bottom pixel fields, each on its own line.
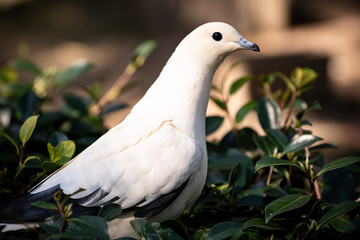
left=283, top=90, right=297, bottom=132
left=22, top=171, right=46, bottom=195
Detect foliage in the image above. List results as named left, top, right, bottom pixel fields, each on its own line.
left=1, top=45, right=359, bottom=240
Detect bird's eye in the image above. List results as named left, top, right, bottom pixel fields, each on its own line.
left=212, top=32, right=222, bottom=41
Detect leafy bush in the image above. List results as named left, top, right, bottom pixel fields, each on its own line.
left=0, top=43, right=359, bottom=239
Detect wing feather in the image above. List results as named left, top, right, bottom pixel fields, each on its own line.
left=30, top=119, right=202, bottom=211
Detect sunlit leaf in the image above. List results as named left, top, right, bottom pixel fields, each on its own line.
left=265, top=194, right=310, bottom=223
left=257, top=97, right=282, bottom=130
left=19, top=115, right=39, bottom=146
left=282, top=135, right=323, bottom=156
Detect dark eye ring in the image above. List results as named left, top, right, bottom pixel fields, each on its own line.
left=212, top=32, right=222, bottom=41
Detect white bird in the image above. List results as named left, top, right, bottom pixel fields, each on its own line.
left=1, top=22, right=259, bottom=238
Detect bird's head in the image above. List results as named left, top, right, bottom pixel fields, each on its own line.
left=178, top=22, right=259, bottom=67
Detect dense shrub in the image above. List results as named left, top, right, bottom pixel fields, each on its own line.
left=0, top=42, right=359, bottom=239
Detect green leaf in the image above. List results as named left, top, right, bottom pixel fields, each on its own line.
left=254, top=157, right=301, bottom=172
left=205, top=221, right=242, bottom=240
left=210, top=97, right=226, bottom=111
left=206, top=116, right=224, bottom=135
left=229, top=75, right=252, bottom=95
left=242, top=218, right=283, bottom=231
left=330, top=215, right=355, bottom=233
left=0, top=129, right=20, bottom=155
left=317, top=201, right=359, bottom=230
left=8, top=59, right=42, bottom=74
left=55, top=140, right=76, bottom=162
left=47, top=143, right=62, bottom=162
left=235, top=101, right=257, bottom=124
left=130, top=219, right=160, bottom=239
left=257, top=97, right=282, bottom=130
left=264, top=194, right=310, bottom=223
left=55, top=60, right=93, bottom=87
left=160, top=219, right=190, bottom=240
left=316, top=156, right=360, bottom=178
left=98, top=203, right=123, bottom=221
left=132, top=40, right=157, bottom=66
left=252, top=135, right=274, bottom=157
left=31, top=201, right=58, bottom=211
left=24, top=156, right=40, bottom=164
left=282, top=135, right=323, bottom=156
left=65, top=215, right=109, bottom=240
left=13, top=164, right=25, bottom=180
left=19, top=115, right=39, bottom=146
left=266, top=129, right=289, bottom=151
left=41, top=161, right=62, bottom=173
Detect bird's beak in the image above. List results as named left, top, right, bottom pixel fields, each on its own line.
left=239, top=37, right=260, bottom=52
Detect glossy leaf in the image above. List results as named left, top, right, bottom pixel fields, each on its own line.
left=254, top=157, right=301, bottom=172
left=205, top=221, right=242, bottom=240
left=316, top=156, right=360, bottom=178
left=282, top=135, right=323, bottom=155
left=19, top=115, right=39, bottom=146
left=206, top=116, right=224, bottom=135
left=257, top=97, right=282, bottom=130
left=229, top=75, right=252, bottom=95
left=317, top=201, right=359, bottom=230
left=235, top=101, right=257, bottom=124
left=265, top=194, right=310, bottom=223
left=98, top=203, right=123, bottom=221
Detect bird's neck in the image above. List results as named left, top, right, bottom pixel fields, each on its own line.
left=131, top=48, right=221, bottom=139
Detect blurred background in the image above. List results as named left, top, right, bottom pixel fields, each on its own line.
left=1, top=0, right=359, bottom=159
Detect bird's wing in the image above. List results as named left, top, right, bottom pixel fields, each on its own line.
left=30, top=119, right=203, bottom=212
